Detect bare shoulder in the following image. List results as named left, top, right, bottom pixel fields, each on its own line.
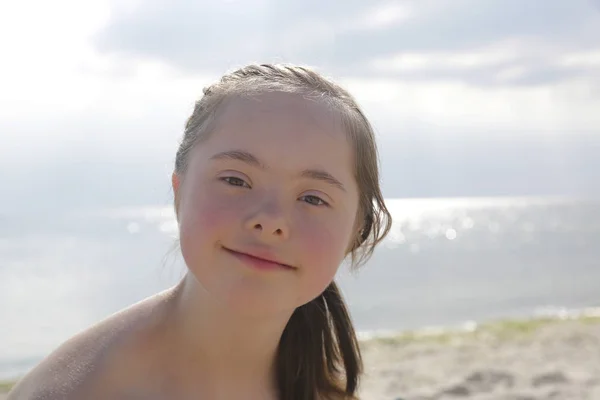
left=7, top=288, right=177, bottom=400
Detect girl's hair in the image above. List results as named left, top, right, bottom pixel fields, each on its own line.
left=174, top=64, right=392, bottom=400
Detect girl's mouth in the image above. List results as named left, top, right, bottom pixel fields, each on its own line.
left=222, top=247, right=295, bottom=271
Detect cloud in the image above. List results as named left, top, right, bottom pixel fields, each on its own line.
left=368, top=39, right=600, bottom=86
left=0, top=58, right=216, bottom=163
left=93, top=0, right=600, bottom=86
left=2, top=68, right=599, bottom=212
left=2, top=0, right=600, bottom=214
left=3, top=0, right=598, bottom=159
left=341, top=77, right=600, bottom=134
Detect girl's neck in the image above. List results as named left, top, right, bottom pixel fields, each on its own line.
left=160, top=273, right=292, bottom=397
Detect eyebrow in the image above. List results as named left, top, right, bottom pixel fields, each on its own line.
left=210, top=150, right=266, bottom=169
left=299, top=169, right=347, bottom=192
left=209, top=150, right=347, bottom=192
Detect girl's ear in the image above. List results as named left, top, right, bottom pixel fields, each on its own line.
left=172, top=172, right=181, bottom=220
left=346, top=215, right=364, bottom=254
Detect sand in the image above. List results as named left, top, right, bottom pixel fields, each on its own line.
left=2, top=316, right=598, bottom=400
left=357, top=316, right=600, bottom=400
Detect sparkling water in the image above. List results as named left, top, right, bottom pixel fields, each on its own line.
left=1, top=197, right=599, bottom=379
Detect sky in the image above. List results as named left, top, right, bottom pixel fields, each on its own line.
left=1, top=0, right=600, bottom=214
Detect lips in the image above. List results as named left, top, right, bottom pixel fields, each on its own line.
left=222, top=246, right=294, bottom=270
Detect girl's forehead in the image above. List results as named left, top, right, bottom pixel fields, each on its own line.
left=195, top=91, right=356, bottom=177
left=215, top=92, right=342, bottom=132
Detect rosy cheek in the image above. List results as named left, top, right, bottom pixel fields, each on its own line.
left=179, top=187, right=237, bottom=242
left=298, top=219, right=346, bottom=277
left=195, top=201, right=231, bottom=232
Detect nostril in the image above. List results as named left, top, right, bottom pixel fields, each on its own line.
left=251, top=223, right=284, bottom=236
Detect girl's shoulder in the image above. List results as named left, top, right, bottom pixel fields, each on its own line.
left=7, top=289, right=175, bottom=400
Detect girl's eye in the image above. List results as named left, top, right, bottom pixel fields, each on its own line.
left=300, top=195, right=329, bottom=207
left=221, top=176, right=251, bottom=188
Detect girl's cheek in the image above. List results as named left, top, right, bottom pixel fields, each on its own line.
left=298, top=218, right=347, bottom=271
left=180, top=186, right=238, bottom=236
left=295, top=223, right=346, bottom=303
left=197, top=199, right=235, bottom=231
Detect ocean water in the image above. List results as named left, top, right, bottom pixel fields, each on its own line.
left=1, top=197, right=600, bottom=380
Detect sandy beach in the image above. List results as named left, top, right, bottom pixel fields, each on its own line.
left=2, top=315, right=598, bottom=400
left=358, top=314, right=600, bottom=400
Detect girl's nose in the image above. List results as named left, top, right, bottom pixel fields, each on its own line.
left=244, top=199, right=290, bottom=241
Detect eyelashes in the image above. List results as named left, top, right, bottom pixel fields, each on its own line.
left=219, top=176, right=330, bottom=207
left=298, top=194, right=329, bottom=207
left=220, top=176, right=250, bottom=188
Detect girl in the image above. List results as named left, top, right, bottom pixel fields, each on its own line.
left=8, top=64, right=391, bottom=400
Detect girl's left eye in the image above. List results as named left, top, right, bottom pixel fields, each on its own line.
left=221, top=176, right=251, bottom=188
left=299, top=195, right=329, bottom=207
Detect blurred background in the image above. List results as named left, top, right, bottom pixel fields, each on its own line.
left=1, top=0, right=600, bottom=383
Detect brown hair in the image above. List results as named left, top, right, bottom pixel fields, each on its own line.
left=174, top=64, right=391, bottom=399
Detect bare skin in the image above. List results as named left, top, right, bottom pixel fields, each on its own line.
left=8, top=93, right=359, bottom=400
left=8, top=286, right=179, bottom=400
left=8, top=280, right=281, bottom=400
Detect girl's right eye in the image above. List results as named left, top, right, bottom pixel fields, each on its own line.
left=220, top=176, right=251, bottom=188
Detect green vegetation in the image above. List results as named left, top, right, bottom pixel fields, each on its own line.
left=0, top=380, right=15, bottom=393
left=361, top=313, right=600, bottom=348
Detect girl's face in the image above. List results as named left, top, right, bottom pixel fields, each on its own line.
left=173, top=93, right=360, bottom=316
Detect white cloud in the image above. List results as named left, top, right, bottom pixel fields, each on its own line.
left=559, top=50, right=600, bottom=68
left=0, top=53, right=215, bottom=162
left=0, top=54, right=213, bottom=126
left=0, top=0, right=110, bottom=112
left=0, top=0, right=215, bottom=159
left=371, top=43, right=600, bottom=76
left=272, top=2, right=415, bottom=57
left=342, top=75, right=600, bottom=134
left=369, top=39, right=552, bottom=72
left=360, top=2, right=414, bottom=30
left=371, top=48, right=515, bottom=71
left=127, top=222, right=141, bottom=234
left=0, top=0, right=109, bottom=51
left=1, top=0, right=599, bottom=171
left=495, top=66, right=529, bottom=82
left=3, top=65, right=599, bottom=167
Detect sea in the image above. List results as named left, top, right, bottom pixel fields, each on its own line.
left=1, top=196, right=600, bottom=380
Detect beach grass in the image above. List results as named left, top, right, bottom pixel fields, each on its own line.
left=0, top=380, right=15, bottom=393
left=361, top=312, right=600, bottom=348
